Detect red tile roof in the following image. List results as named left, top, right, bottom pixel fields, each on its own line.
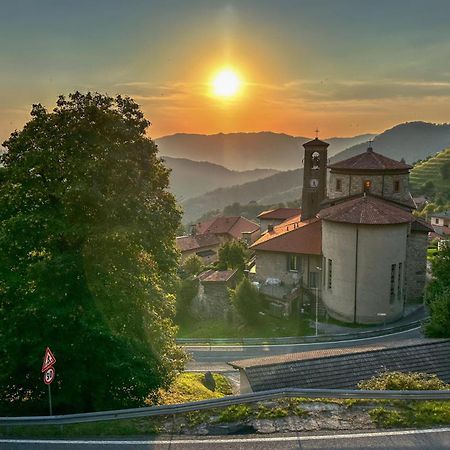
left=318, top=195, right=414, bottom=225
left=258, top=207, right=302, bottom=221
left=198, top=269, right=237, bottom=283
left=251, top=216, right=322, bottom=255
left=176, top=233, right=220, bottom=252
left=329, top=147, right=412, bottom=171
left=195, top=216, right=259, bottom=239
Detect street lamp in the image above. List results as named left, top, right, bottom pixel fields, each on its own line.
left=314, top=266, right=323, bottom=337
left=376, top=312, right=387, bottom=328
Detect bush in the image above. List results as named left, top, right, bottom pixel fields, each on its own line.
left=230, top=277, right=263, bottom=325
left=358, top=371, right=450, bottom=391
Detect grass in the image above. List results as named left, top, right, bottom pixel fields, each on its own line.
left=410, top=147, right=450, bottom=193
left=177, top=316, right=312, bottom=339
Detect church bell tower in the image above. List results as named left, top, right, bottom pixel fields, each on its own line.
left=301, top=135, right=329, bottom=220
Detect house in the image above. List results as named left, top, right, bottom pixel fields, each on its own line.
left=257, top=207, right=302, bottom=233
left=229, top=339, right=450, bottom=393
left=177, top=216, right=260, bottom=263
left=190, top=269, right=239, bottom=320
left=430, top=210, right=450, bottom=228
left=250, top=138, right=432, bottom=324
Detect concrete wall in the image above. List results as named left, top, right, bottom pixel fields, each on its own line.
left=328, top=172, right=410, bottom=205
left=322, top=220, right=408, bottom=324
left=405, top=230, right=428, bottom=302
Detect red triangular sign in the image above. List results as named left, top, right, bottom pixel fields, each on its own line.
left=41, top=347, right=56, bottom=373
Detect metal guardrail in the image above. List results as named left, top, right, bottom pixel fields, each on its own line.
left=177, top=320, right=423, bottom=346
left=1, top=387, right=449, bottom=426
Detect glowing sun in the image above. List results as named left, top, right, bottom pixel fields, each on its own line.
left=212, top=69, right=242, bottom=98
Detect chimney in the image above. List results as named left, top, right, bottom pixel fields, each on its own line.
left=268, top=224, right=274, bottom=232
left=190, top=224, right=197, bottom=236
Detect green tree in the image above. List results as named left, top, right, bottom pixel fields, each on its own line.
left=0, top=92, right=185, bottom=415
left=425, top=244, right=450, bottom=337
left=218, top=240, right=248, bottom=271
left=230, top=277, right=263, bottom=325
left=182, top=255, right=204, bottom=277
left=440, top=162, right=450, bottom=180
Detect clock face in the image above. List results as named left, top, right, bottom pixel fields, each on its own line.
left=310, top=178, right=319, bottom=188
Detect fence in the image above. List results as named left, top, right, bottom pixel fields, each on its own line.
left=1, top=387, right=449, bottom=426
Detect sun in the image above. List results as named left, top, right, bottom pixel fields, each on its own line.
left=212, top=68, right=241, bottom=98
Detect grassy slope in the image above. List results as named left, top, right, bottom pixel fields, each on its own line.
left=409, top=147, right=450, bottom=193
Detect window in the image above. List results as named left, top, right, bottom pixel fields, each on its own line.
left=394, top=180, right=400, bottom=193
left=435, top=218, right=439, bottom=224
left=398, top=262, right=402, bottom=301
left=336, top=178, right=342, bottom=192
left=288, top=254, right=299, bottom=272
left=309, top=271, right=318, bottom=288
left=327, top=259, right=332, bottom=289
left=390, top=264, right=396, bottom=304
left=311, top=151, right=320, bottom=170
left=363, top=179, right=371, bottom=192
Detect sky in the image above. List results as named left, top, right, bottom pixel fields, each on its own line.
left=2, top=0, right=450, bottom=141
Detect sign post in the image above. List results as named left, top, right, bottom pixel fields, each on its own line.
left=42, top=347, right=56, bottom=416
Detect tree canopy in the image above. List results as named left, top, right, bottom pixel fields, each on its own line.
left=218, top=240, right=248, bottom=272
left=230, top=277, right=263, bottom=325
left=0, top=92, right=185, bottom=414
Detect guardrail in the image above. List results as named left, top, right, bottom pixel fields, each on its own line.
left=1, top=387, right=449, bottom=426
left=177, top=320, right=424, bottom=346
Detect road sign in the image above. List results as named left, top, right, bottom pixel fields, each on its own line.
left=43, top=367, right=55, bottom=385
left=41, top=347, right=56, bottom=373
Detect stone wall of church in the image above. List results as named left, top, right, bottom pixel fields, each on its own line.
left=328, top=172, right=410, bottom=204
left=405, top=231, right=428, bottom=302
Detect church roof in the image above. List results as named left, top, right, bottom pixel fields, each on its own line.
left=318, top=194, right=414, bottom=225
left=250, top=216, right=322, bottom=255
left=257, top=207, right=302, bottom=221
left=328, top=147, right=412, bottom=172
left=303, top=137, right=329, bottom=147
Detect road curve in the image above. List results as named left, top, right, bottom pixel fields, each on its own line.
left=2, top=427, right=449, bottom=449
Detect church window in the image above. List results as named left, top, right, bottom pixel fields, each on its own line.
left=394, top=180, right=400, bottom=192
left=398, top=262, right=403, bottom=301
left=363, top=179, right=371, bottom=193
left=390, top=264, right=396, bottom=304
left=311, top=152, right=320, bottom=170
left=288, top=254, right=299, bottom=272
left=336, top=179, right=342, bottom=192
left=309, top=271, right=318, bottom=288
left=327, top=259, right=332, bottom=289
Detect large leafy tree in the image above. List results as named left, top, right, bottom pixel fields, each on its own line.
left=0, top=92, right=185, bottom=415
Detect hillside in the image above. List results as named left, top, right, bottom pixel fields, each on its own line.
left=181, top=122, right=450, bottom=223
left=410, top=147, right=450, bottom=197
left=156, top=132, right=374, bottom=171
left=163, top=156, right=278, bottom=200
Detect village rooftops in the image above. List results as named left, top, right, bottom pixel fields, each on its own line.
left=194, top=216, right=259, bottom=239
left=328, top=147, right=412, bottom=172
left=318, top=194, right=416, bottom=225
left=257, top=207, right=302, bottom=221
left=250, top=216, right=322, bottom=255
left=229, top=339, right=450, bottom=392
left=430, top=210, right=450, bottom=219
left=176, top=233, right=220, bottom=253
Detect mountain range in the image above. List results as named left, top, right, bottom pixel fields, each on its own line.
left=156, top=132, right=375, bottom=171
left=178, top=122, right=450, bottom=223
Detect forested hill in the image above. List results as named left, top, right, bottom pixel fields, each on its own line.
left=156, top=132, right=375, bottom=171
left=181, top=122, right=450, bottom=223
left=163, top=156, right=278, bottom=200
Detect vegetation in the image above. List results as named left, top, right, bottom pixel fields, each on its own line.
left=218, top=240, right=249, bottom=272
left=229, top=277, right=264, bottom=325
left=181, top=255, right=204, bottom=276
left=0, top=92, right=185, bottom=415
left=425, top=244, right=450, bottom=337
left=358, top=371, right=450, bottom=391
left=175, top=278, right=199, bottom=324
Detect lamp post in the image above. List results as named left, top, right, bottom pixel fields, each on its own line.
left=314, top=266, right=322, bottom=337
left=377, top=312, right=387, bottom=328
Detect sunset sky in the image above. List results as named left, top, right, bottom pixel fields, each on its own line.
left=2, top=0, right=450, bottom=142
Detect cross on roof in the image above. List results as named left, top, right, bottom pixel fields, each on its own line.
left=315, top=128, right=319, bottom=138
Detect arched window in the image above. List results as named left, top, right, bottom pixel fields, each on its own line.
left=311, top=151, right=320, bottom=170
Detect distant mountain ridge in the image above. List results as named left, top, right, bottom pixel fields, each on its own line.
left=156, top=131, right=375, bottom=171
left=181, top=122, right=450, bottom=222
left=163, top=156, right=278, bottom=200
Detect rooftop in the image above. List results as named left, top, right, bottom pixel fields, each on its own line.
left=176, top=233, right=220, bottom=252
left=195, top=216, right=259, bottom=239
left=229, top=339, right=450, bottom=391
left=250, top=216, right=322, bottom=255
left=329, top=147, right=412, bottom=172
left=198, top=269, right=238, bottom=283
left=318, top=194, right=414, bottom=225
left=430, top=210, right=450, bottom=219
left=303, top=137, right=330, bottom=147
left=257, top=207, right=302, bottom=221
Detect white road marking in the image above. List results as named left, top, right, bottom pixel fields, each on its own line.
left=1, top=426, right=449, bottom=445
left=184, top=326, right=421, bottom=350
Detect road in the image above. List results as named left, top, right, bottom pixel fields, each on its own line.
left=185, top=327, right=423, bottom=371
left=2, top=428, right=449, bottom=449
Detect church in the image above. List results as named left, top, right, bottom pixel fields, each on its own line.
left=250, top=138, right=432, bottom=324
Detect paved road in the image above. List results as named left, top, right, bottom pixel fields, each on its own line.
left=2, top=428, right=449, bottom=449
left=185, top=327, right=423, bottom=371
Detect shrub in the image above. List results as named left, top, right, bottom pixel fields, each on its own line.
left=358, top=371, right=450, bottom=391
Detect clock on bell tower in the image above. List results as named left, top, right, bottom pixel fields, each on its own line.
left=301, top=135, right=329, bottom=220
